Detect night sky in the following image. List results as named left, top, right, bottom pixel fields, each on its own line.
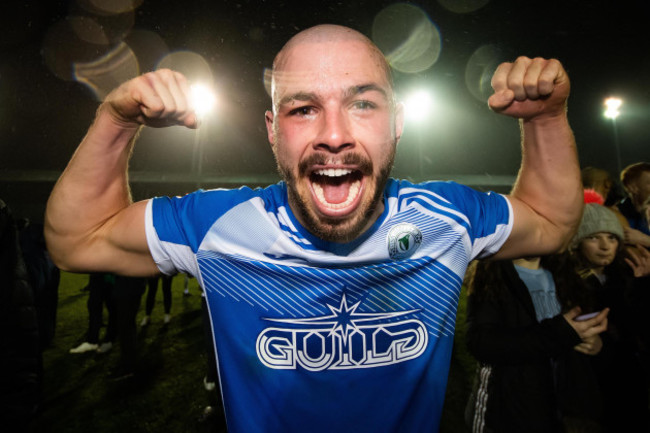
left=1, top=0, right=648, bottom=221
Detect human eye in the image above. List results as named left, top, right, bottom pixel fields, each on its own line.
left=288, top=106, right=316, bottom=116
left=351, top=100, right=377, bottom=110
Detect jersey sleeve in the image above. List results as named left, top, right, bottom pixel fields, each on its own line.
left=144, top=187, right=262, bottom=276
left=145, top=196, right=198, bottom=276
left=457, top=185, right=512, bottom=259
left=423, top=181, right=513, bottom=260
left=469, top=190, right=512, bottom=259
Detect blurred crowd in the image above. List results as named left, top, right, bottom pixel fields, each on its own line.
left=465, top=162, right=650, bottom=432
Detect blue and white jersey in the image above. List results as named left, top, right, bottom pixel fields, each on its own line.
left=145, top=178, right=512, bottom=433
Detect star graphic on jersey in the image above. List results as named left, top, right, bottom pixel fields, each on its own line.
left=326, top=294, right=361, bottom=340
left=262, top=294, right=421, bottom=341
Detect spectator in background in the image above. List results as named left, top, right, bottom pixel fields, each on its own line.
left=642, top=195, right=650, bottom=232
left=570, top=202, right=650, bottom=432
left=465, top=254, right=608, bottom=433
left=200, top=290, right=226, bottom=426
left=617, top=162, right=650, bottom=247
left=17, top=219, right=60, bottom=350
left=182, top=273, right=191, bottom=296
left=140, top=274, right=173, bottom=327
left=69, top=273, right=116, bottom=354
left=109, top=275, right=146, bottom=380
left=581, top=168, right=629, bottom=230
left=0, top=200, right=41, bottom=432
left=200, top=291, right=218, bottom=392
left=581, top=166, right=614, bottom=205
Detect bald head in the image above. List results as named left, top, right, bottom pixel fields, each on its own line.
left=271, top=25, right=394, bottom=107
left=274, top=25, right=384, bottom=68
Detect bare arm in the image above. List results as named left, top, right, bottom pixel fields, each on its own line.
left=488, top=57, right=582, bottom=259
left=624, top=227, right=650, bottom=248
left=45, top=69, right=197, bottom=276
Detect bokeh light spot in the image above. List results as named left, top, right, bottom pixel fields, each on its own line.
left=372, top=4, right=442, bottom=74
left=68, top=16, right=109, bottom=45
left=77, top=0, right=143, bottom=15
left=42, top=19, right=109, bottom=81
left=124, top=30, right=169, bottom=74
left=465, top=44, right=504, bottom=103
left=157, top=51, right=214, bottom=85
left=74, top=42, right=139, bottom=100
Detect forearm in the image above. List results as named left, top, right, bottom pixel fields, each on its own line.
left=509, top=113, right=582, bottom=252
left=633, top=234, right=650, bottom=248
left=632, top=232, right=650, bottom=247
left=45, top=106, right=141, bottom=270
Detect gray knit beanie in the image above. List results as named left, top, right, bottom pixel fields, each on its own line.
left=571, top=203, right=624, bottom=249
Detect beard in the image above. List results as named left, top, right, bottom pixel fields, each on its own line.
left=276, top=146, right=396, bottom=243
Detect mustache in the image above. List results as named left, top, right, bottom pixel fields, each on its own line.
left=298, top=152, right=373, bottom=175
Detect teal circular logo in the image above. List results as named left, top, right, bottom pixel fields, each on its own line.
left=387, top=223, right=423, bottom=260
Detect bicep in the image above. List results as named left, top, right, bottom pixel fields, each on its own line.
left=101, top=199, right=159, bottom=275
left=60, top=200, right=159, bottom=276
left=492, top=196, right=570, bottom=259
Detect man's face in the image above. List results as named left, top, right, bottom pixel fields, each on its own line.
left=631, top=171, right=650, bottom=206
left=579, top=232, right=619, bottom=268
left=265, top=39, right=403, bottom=243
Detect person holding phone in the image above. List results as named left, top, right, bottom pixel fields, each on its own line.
left=571, top=203, right=650, bottom=432
left=465, top=253, right=608, bottom=433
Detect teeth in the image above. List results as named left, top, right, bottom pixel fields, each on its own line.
left=315, top=168, right=353, bottom=177
left=313, top=180, right=361, bottom=209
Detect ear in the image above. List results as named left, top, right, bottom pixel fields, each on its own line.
left=394, top=102, right=404, bottom=144
left=265, top=110, right=275, bottom=147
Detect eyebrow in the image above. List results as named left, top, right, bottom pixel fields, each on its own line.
left=277, top=83, right=389, bottom=107
left=344, top=83, right=388, bottom=100
left=278, top=91, right=315, bottom=107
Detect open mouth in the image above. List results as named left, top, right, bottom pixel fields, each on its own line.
left=309, top=168, right=364, bottom=212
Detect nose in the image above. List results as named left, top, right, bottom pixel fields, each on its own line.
left=313, top=108, right=354, bottom=153
left=597, top=237, right=612, bottom=250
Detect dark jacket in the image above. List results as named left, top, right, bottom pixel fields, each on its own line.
left=0, top=200, right=41, bottom=431
left=582, top=264, right=650, bottom=432
left=465, top=261, right=602, bottom=433
left=618, top=197, right=650, bottom=236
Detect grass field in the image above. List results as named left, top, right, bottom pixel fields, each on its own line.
left=34, top=272, right=474, bottom=432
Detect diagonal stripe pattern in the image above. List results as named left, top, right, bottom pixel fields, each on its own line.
left=197, top=251, right=462, bottom=337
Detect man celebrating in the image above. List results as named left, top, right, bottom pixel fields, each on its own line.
left=45, top=25, right=585, bottom=432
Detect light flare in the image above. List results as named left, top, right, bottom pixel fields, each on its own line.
left=190, top=84, right=216, bottom=118
left=604, top=97, right=622, bottom=119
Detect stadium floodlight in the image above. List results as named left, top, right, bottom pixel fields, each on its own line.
left=603, top=97, right=622, bottom=119
left=603, top=97, right=623, bottom=173
left=404, top=90, right=433, bottom=122
left=191, top=83, right=216, bottom=118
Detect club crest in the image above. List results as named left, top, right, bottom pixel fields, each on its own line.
left=387, top=223, right=422, bottom=260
